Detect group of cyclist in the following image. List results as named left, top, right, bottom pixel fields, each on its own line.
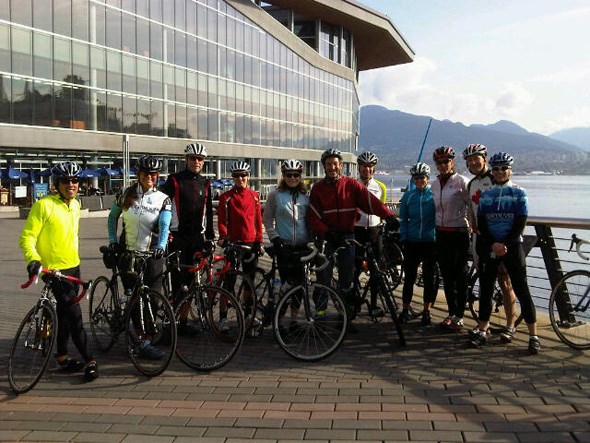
left=397, top=143, right=540, bottom=354
left=17, top=141, right=540, bottom=384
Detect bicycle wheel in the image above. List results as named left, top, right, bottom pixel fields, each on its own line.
left=125, top=289, right=177, bottom=376
left=251, top=267, right=271, bottom=335
left=175, top=285, right=245, bottom=371
left=88, top=275, right=120, bottom=352
left=549, top=270, right=590, bottom=350
left=376, top=274, right=406, bottom=346
left=8, top=303, right=57, bottom=394
left=383, top=242, right=404, bottom=291
left=223, top=269, right=258, bottom=332
left=274, top=283, right=347, bottom=361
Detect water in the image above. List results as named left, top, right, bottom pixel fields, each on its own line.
left=385, top=174, right=590, bottom=220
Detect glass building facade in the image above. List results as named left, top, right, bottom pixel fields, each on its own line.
left=0, top=0, right=358, bottom=161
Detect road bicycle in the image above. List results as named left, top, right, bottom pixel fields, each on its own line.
left=164, top=248, right=245, bottom=371
left=549, top=233, right=590, bottom=349
left=88, top=247, right=177, bottom=376
left=349, top=238, right=406, bottom=346
left=210, top=242, right=258, bottom=333
left=273, top=243, right=349, bottom=361
left=381, top=221, right=404, bottom=291
left=8, top=269, right=92, bottom=394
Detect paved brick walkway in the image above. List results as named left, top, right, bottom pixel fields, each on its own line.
left=1, top=216, right=589, bottom=442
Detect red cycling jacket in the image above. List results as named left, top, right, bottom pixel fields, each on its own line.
left=308, top=176, right=393, bottom=236
left=218, top=186, right=263, bottom=243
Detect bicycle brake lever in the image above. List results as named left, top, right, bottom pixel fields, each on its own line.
left=569, top=234, right=579, bottom=252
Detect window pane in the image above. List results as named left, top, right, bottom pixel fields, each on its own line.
left=150, top=62, right=163, bottom=99
left=33, top=80, right=53, bottom=126
left=91, top=47, right=106, bottom=89
left=12, top=78, right=33, bottom=125
left=54, top=0, right=72, bottom=37
left=137, top=58, right=150, bottom=96
left=136, top=97, right=150, bottom=135
left=12, top=0, right=32, bottom=26
left=12, top=28, right=33, bottom=76
left=123, top=95, right=136, bottom=133
left=122, top=12, right=136, bottom=53
left=106, top=8, right=122, bottom=49
left=33, top=0, right=53, bottom=31
left=72, top=42, right=89, bottom=86
left=106, top=51, right=122, bottom=91
left=54, top=84, right=72, bottom=127
left=122, top=54, right=136, bottom=94
left=151, top=100, right=164, bottom=135
left=54, top=37, right=72, bottom=82
left=34, top=33, right=52, bottom=79
left=137, top=18, right=149, bottom=57
left=72, top=0, right=88, bottom=40
left=72, top=85, right=89, bottom=129
left=150, top=22, right=163, bottom=61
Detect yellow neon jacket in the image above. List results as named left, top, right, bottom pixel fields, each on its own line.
left=19, top=193, right=81, bottom=270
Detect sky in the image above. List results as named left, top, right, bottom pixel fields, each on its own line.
left=358, top=0, right=590, bottom=135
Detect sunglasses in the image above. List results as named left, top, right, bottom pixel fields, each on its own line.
left=59, top=177, right=79, bottom=184
left=492, top=165, right=511, bottom=171
left=187, top=155, right=205, bottom=162
left=412, top=175, right=427, bottom=180
left=141, top=171, right=159, bottom=177
left=436, top=159, right=451, bottom=165
left=284, top=172, right=301, bottom=179
left=232, top=173, right=248, bottom=178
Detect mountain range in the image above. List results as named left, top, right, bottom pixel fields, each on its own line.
left=358, top=105, right=589, bottom=174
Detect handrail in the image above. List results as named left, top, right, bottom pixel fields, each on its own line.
left=527, top=216, right=590, bottom=230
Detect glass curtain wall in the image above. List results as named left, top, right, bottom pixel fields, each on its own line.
left=0, top=0, right=358, bottom=156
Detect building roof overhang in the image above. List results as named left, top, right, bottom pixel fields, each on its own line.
left=261, top=0, right=415, bottom=71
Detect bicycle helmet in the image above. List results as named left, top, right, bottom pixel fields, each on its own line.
left=462, top=143, right=488, bottom=159
left=320, top=148, right=343, bottom=164
left=433, top=146, right=456, bottom=161
left=230, top=161, right=251, bottom=175
left=281, top=159, right=303, bottom=173
left=409, top=162, right=431, bottom=177
left=184, top=142, right=207, bottom=157
left=51, top=161, right=82, bottom=180
left=357, top=151, right=378, bottom=166
left=489, top=152, right=514, bottom=168
left=137, top=155, right=162, bottom=173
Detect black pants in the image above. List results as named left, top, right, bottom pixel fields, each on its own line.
left=51, top=266, right=93, bottom=362
left=402, top=241, right=437, bottom=306
left=436, top=230, right=469, bottom=318
left=479, top=243, right=536, bottom=324
left=168, top=234, right=204, bottom=304
left=354, top=226, right=383, bottom=309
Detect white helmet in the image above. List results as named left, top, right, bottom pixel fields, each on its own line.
left=184, top=142, right=207, bottom=157
left=357, top=151, right=378, bottom=165
left=409, top=162, right=431, bottom=177
left=230, top=161, right=251, bottom=175
left=281, top=159, right=303, bottom=173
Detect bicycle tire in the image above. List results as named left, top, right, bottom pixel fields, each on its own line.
left=89, top=275, right=120, bottom=352
left=222, top=268, right=258, bottom=332
left=383, top=241, right=404, bottom=291
left=549, top=270, right=590, bottom=350
left=274, top=283, right=347, bottom=361
left=376, top=274, right=406, bottom=346
left=175, top=285, right=245, bottom=371
left=8, top=303, right=57, bottom=394
left=125, top=289, right=177, bottom=376
left=251, top=267, right=271, bottom=336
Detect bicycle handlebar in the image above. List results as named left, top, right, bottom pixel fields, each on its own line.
left=21, top=268, right=93, bottom=303
left=570, top=234, right=589, bottom=261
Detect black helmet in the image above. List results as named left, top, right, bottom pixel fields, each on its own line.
left=433, top=146, right=456, bottom=161
left=357, top=151, right=378, bottom=166
left=462, top=143, right=488, bottom=159
left=51, top=161, right=82, bottom=181
left=184, top=142, right=208, bottom=157
left=489, top=152, right=514, bottom=168
left=137, top=155, right=162, bottom=173
left=321, top=148, right=342, bottom=164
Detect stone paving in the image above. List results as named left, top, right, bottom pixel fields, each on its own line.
left=0, top=216, right=589, bottom=442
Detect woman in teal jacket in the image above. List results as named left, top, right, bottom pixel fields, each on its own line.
left=398, top=162, right=437, bottom=325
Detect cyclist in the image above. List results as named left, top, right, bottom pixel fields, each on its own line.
left=160, top=142, right=215, bottom=334
left=463, top=143, right=517, bottom=342
left=107, top=155, right=172, bottom=360
left=18, top=161, right=98, bottom=382
left=307, top=148, right=397, bottom=331
left=431, top=146, right=470, bottom=332
left=471, top=152, right=541, bottom=354
left=263, top=159, right=311, bottom=320
left=354, top=151, right=388, bottom=318
left=398, top=162, right=437, bottom=325
left=217, top=160, right=263, bottom=330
